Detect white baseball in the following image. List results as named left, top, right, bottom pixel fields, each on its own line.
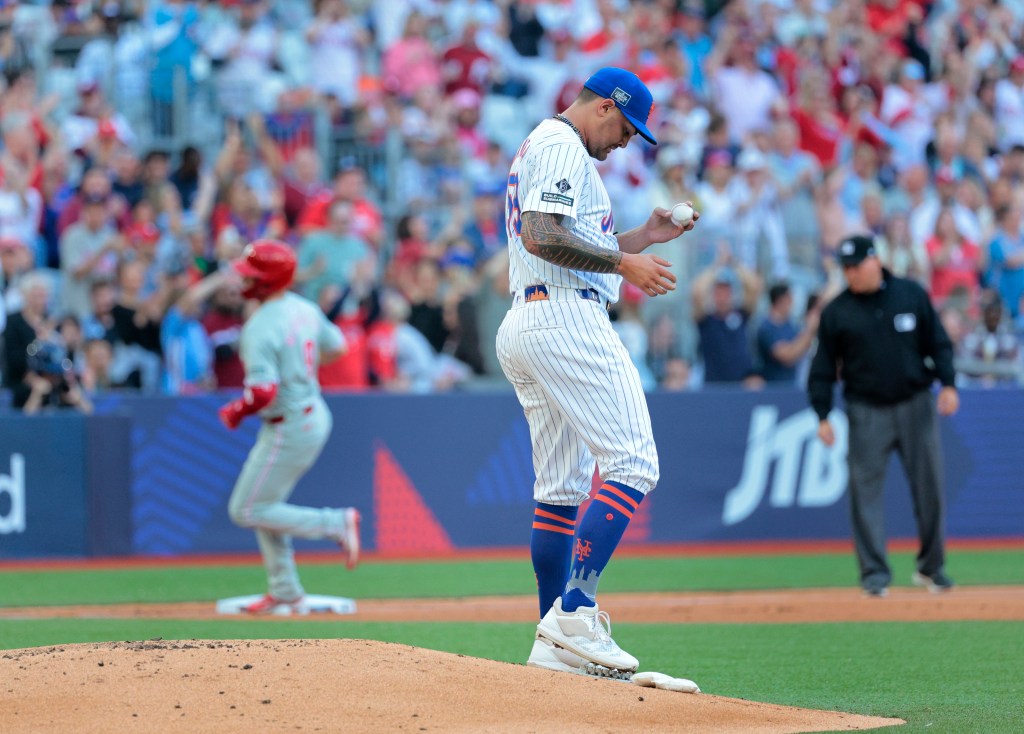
left=671, top=203, right=694, bottom=227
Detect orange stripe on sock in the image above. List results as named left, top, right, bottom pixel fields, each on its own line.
left=595, top=494, right=633, bottom=519
left=534, top=508, right=577, bottom=526
left=600, top=483, right=640, bottom=510
left=532, top=521, right=575, bottom=536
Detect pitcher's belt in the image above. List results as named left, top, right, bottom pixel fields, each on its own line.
left=522, top=284, right=609, bottom=310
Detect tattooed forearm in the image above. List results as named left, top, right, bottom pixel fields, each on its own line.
left=521, top=211, right=623, bottom=274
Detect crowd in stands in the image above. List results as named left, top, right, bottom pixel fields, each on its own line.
left=1, top=0, right=1023, bottom=412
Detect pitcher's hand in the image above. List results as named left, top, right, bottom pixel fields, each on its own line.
left=619, top=253, right=676, bottom=297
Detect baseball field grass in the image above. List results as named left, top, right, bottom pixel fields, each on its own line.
left=2, top=547, right=1023, bottom=733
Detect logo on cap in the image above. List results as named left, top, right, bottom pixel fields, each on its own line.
left=841, top=241, right=855, bottom=255
left=611, top=87, right=632, bottom=105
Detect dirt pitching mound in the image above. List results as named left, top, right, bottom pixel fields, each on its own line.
left=0, top=639, right=901, bottom=733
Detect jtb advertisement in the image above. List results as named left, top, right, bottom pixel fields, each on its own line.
left=1, top=389, right=1021, bottom=558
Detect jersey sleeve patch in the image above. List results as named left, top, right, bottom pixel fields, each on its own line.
left=541, top=191, right=574, bottom=206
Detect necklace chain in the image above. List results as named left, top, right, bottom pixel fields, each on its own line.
left=553, top=114, right=586, bottom=147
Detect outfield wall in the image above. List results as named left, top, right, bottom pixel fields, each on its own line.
left=1, top=388, right=1021, bottom=558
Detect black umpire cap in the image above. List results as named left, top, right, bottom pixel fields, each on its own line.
left=838, top=234, right=877, bottom=266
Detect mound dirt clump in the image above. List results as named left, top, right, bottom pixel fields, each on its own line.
left=0, top=638, right=901, bottom=733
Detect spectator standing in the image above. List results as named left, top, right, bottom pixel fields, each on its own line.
left=207, top=0, right=281, bottom=119
left=674, top=2, right=713, bottom=99
left=161, top=268, right=216, bottom=395
left=318, top=258, right=380, bottom=391
left=56, top=166, right=130, bottom=238
left=994, top=56, right=1024, bottom=151
left=200, top=272, right=247, bottom=389
left=461, top=184, right=505, bottom=266
left=0, top=146, right=43, bottom=258
left=295, top=200, right=372, bottom=302
left=297, top=164, right=383, bottom=249
left=0, top=237, right=34, bottom=314
left=756, top=282, right=821, bottom=385
left=211, top=178, right=286, bottom=252
left=708, top=28, right=784, bottom=146
left=111, top=258, right=164, bottom=391
left=141, top=149, right=184, bottom=236
left=987, top=204, right=1024, bottom=319
left=691, top=150, right=741, bottom=272
left=692, top=257, right=763, bottom=387
left=958, top=296, right=1022, bottom=386
left=148, top=0, right=201, bottom=135
left=404, top=258, right=449, bottom=353
left=268, top=146, right=327, bottom=230
left=60, top=81, right=135, bottom=159
left=879, top=59, right=947, bottom=171
left=767, top=118, right=822, bottom=286
left=925, top=208, right=982, bottom=312
left=2, top=271, right=54, bottom=409
left=381, top=10, right=442, bottom=101
left=169, top=146, right=204, bottom=213
left=59, top=194, right=124, bottom=321
left=440, top=20, right=494, bottom=98
left=110, top=147, right=145, bottom=210
left=307, top=0, right=369, bottom=110
left=809, top=234, right=959, bottom=597
left=732, top=147, right=789, bottom=279
left=366, top=288, right=467, bottom=393
left=876, top=211, right=929, bottom=286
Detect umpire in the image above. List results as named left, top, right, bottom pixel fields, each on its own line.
left=808, top=234, right=959, bottom=597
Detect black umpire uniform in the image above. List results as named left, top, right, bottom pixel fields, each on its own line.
left=808, top=235, right=959, bottom=596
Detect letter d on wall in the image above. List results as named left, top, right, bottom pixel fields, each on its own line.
left=0, top=454, right=26, bottom=534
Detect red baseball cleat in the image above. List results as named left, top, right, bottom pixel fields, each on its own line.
left=241, top=594, right=305, bottom=615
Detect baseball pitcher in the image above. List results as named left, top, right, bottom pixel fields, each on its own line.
left=496, top=67, right=698, bottom=677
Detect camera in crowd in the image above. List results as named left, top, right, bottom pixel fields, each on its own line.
left=26, top=338, right=74, bottom=393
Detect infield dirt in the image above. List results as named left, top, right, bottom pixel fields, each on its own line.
left=1, top=638, right=904, bottom=733
left=6, top=586, right=1024, bottom=732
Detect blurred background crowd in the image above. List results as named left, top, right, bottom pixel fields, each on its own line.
left=1, top=0, right=1022, bottom=413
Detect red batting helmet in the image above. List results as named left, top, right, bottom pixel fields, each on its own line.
left=232, top=239, right=296, bottom=300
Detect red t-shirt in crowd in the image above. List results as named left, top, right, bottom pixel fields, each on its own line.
left=202, top=310, right=245, bottom=388
left=365, top=321, right=398, bottom=386
left=925, top=237, right=981, bottom=304
left=440, top=45, right=492, bottom=96
left=319, top=314, right=370, bottom=390
left=296, top=193, right=382, bottom=244
left=282, top=178, right=328, bottom=228
left=791, top=108, right=844, bottom=168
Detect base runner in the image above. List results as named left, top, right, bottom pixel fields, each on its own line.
left=218, top=239, right=360, bottom=614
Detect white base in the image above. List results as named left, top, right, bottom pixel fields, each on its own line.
left=216, top=594, right=357, bottom=616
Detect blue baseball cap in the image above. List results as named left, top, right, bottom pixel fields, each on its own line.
left=583, top=67, right=658, bottom=145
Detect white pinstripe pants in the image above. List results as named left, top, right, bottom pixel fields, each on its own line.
left=496, top=289, right=659, bottom=505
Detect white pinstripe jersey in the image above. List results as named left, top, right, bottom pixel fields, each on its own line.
left=505, top=118, right=622, bottom=303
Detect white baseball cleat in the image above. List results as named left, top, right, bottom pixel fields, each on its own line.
left=339, top=508, right=361, bottom=570
left=632, top=670, right=701, bottom=694
left=536, top=598, right=638, bottom=673
left=527, top=637, right=587, bottom=674
left=527, top=638, right=635, bottom=680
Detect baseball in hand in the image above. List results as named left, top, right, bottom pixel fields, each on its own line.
left=671, top=203, right=694, bottom=227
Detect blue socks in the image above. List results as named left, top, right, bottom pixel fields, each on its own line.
left=562, top=481, right=644, bottom=612
left=530, top=502, right=578, bottom=619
